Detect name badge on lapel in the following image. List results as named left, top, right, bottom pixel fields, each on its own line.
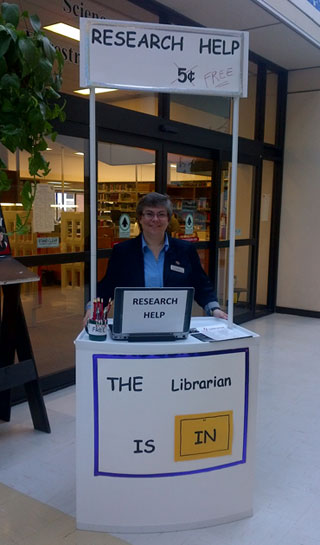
left=170, top=264, right=184, bottom=274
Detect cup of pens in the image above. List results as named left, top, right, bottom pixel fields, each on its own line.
left=86, top=297, right=111, bottom=341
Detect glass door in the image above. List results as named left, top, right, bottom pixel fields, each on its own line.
left=1, top=134, right=88, bottom=378
left=97, top=142, right=156, bottom=245
left=218, top=162, right=256, bottom=321
left=166, top=152, right=214, bottom=276
left=167, top=152, right=213, bottom=243
left=96, top=141, right=156, bottom=283
left=165, top=149, right=220, bottom=318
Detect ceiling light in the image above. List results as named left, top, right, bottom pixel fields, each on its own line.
left=51, top=204, right=78, bottom=208
left=44, top=23, right=80, bottom=41
left=46, top=147, right=52, bottom=151
left=74, top=88, right=117, bottom=95
left=74, top=152, right=84, bottom=156
left=0, top=202, right=23, bottom=206
left=48, top=182, right=71, bottom=186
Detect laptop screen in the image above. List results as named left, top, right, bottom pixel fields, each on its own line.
left=112, top=287, right=194, bottom=341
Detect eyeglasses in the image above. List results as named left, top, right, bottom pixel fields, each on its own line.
left=141, top=211, right=168, bottom=220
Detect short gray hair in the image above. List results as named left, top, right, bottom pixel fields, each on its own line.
left=136, top=192, right=173, bottom=220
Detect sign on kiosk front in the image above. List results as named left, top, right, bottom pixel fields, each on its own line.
left=93, top=347, right=248, bottom=477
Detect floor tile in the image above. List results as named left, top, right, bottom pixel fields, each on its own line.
left=1, top=314, right=320, bottom=545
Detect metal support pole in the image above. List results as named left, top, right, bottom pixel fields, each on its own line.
left=89, top=88, right=97, bottom=301
left=227, top=96, right=240, bottom=328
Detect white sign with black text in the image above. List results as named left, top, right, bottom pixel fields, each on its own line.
left=80, top=19, right=249, bottom=97
left=94, top=348, right=248, bottom=476
left=121, top=288, right=188, bottom=334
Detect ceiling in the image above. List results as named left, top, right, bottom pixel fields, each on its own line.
left=155, top=0, right=320, bottom=70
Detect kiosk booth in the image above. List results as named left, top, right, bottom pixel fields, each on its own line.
left=75, top=19, right=258, bottom=532
left=75, top=316, right=258, bottom=532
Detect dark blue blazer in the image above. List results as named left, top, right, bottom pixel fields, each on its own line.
left=98, top=234, right=218, bottom=309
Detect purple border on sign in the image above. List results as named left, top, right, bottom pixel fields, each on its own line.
left=92, top=348, right=249, bottom=478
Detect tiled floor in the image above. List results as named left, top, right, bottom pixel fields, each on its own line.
left=1, top=313, right=320, bottom=545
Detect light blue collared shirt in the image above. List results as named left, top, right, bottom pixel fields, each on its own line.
left=142, top=234, right=169, bottom=287
left=141, top=234, right=220, bottom=314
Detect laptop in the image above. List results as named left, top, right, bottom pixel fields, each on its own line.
left=111, top=287, right=194, bottom=342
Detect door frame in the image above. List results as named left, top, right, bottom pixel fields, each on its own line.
left=94, top=126, right=277, bottom=323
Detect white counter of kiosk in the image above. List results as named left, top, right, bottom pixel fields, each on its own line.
left=75, top=317, right=259, bottom=533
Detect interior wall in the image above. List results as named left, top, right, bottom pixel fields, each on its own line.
left=277, top=67, right=320, bottom=311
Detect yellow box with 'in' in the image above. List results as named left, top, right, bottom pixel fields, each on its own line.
left=175, top=411, right=233, bottom=462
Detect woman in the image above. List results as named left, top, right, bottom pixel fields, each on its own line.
left=84, top=192, right=227, bottom=324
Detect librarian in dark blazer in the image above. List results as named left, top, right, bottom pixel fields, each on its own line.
left=84, top=192, right=227, bottom=323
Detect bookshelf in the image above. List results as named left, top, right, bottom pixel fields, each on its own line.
left=97, top=181, right=154, bottom=225
left=167, top=181, right=211, bottom=240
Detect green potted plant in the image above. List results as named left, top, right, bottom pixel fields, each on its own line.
left=0, top=2, right=65, bottom=233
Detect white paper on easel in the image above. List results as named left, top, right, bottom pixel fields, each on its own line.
left=32, top=185, right=55, bottom=233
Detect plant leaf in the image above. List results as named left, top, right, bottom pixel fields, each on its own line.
left=0, top=56, right=7, bottom=78
left=16, top=224, right=30, bottom=235
left=37, top=137, right=48, bottom=151
left=1, top=98, right=14, bottom=112
left=0, top=72, right=20, bottom=89
left=0, top=31, right=11, bottom=56
left=28, top=151, right=48, bottom=177
left=37, top=57, right=52, bottom=81
left=46, top=85, right=61, bottom=100
left=40, top=35, right=56, bottom=63
left=4, top=24, right=18, bottom=42
left=0, top=169, right=11, bottom=191
left=1, top=125, right=22, bottom=136
left=55, top=49, right=64, bottom=72
left=1, top=3, right=20, bottom=28
left=21, top=180, right=33, bottom=210
left=18, top=36, right=39, bottom=68
left=0, top=5, right=65, bottom=229
left=15, top=214, right=22, bottom=230
left=29, top=14, right=41, bottom=33
left=4, top=37, right=19, bottom=65
left=15, top=213, right=30, bottom=234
